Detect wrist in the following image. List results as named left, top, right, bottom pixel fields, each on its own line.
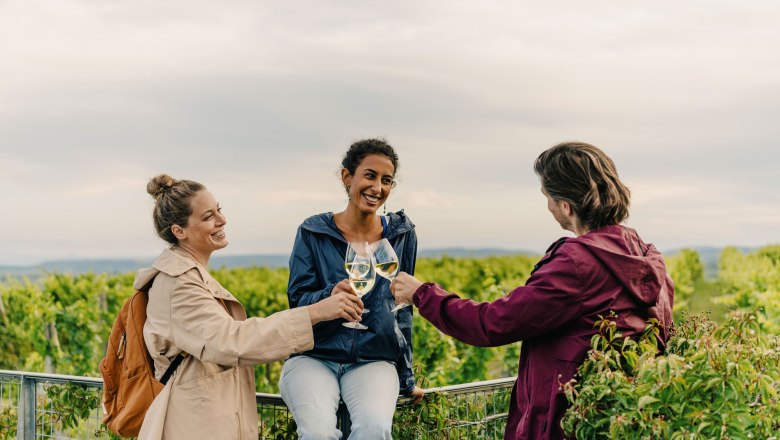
left=400, top=383, right=416, bottom=395
left=307, top=304, right=323, bottom=325
left=412, top=282, right=432, bottom=307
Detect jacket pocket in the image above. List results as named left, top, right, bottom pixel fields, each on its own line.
left=168, top=367, right=241, bottom=439
left=176, top=365, right=236, bottom=398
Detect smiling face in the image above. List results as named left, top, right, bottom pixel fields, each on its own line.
left=172, top=189, right=228, bottom=264
left=342, top=153, right=396, bottom=215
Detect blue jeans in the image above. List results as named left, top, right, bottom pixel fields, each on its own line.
left=279, top=355, right=399, bottom=440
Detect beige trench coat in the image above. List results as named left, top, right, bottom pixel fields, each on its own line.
left=135, top=247, right=314, bottom=439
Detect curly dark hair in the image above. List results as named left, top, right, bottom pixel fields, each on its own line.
left=534, top=141, right=631, bottom=230
left=341, top=138, right=399, bottom=175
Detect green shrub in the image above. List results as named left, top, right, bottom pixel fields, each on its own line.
left=666, top=249, right=705, bottom=315
left=562, top=312, right=780, bottom=439
left=716, top=246, right=780, bottom=334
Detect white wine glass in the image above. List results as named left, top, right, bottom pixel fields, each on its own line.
left=345, top=241, right=372, bottom=280
left=343, top=241, right=375, bottom=330
left=372, top=238, right=407, bottom=312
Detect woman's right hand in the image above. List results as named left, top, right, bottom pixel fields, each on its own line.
left=308, top=280, right=364, bottom=325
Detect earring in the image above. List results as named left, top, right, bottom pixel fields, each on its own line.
left=345, top=185, right=351, bottom=201
left=383, top=203, right=387, bottom=215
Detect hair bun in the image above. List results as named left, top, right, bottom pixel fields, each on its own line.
left=147, top=174, right=177, bottom=199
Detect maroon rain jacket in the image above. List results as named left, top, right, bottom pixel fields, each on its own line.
left=413, top=225, right=674, bottom=440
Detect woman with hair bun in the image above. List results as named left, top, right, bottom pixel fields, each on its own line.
left=280, top=139, right=424, bottom=440
left=137, top=175, right=363, bottom=439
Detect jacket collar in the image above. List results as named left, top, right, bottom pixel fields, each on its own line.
left=155, top=247, right=202, bottom=276
left=133, top=247, right=210, bottom=290
left=300, top=210, right=415, bottom=243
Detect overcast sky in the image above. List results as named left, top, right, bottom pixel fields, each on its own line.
left=1, top=0, right=779, bottom=266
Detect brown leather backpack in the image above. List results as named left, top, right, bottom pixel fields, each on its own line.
left=99, top=287, right=183, bottom=437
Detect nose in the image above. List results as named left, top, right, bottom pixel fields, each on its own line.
left=370, top=180, right=382, bottom=194
left=216, top=210, right=227, bottom=225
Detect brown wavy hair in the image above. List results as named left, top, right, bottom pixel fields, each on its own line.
left=534, top=141, right=630, bottom=230
left=146, top=174, right=205, bottom=245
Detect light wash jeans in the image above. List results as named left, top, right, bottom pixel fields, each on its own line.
left=279, top=355, right=399, bottom=440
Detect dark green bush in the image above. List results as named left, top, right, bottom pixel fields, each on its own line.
left=562, top=312, right=780, bottom=439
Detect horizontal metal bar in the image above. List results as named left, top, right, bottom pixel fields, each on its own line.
left=256, top=392, right=285, bottom=405
left=421, top=376, right=515, bottom=394
left=1, top=369, right=515, bottom=405
left=0, top=370, right=103, bottom=386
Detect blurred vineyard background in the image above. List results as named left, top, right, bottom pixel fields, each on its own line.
left=1, top=246, right=778, bottom=390
left=1, top=246, right=779, bottom=437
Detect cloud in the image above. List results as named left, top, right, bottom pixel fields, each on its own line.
left=266, top=190, right=338, bottom=205
left=1, top=0, right=779, bottom=264
left=405, top=190, right=459, bottom=209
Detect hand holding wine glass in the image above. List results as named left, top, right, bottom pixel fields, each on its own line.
left=389, top=271, right=423, bottom=308
left=313, top=282, right=364, bottom=324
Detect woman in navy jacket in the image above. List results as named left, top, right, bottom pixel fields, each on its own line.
left=279, top=138, right=423, bottom=440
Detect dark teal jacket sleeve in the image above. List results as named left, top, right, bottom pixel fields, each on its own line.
left=287, top=226, right=336, bottom=308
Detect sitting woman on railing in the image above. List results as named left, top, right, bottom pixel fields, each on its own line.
left=280, top=139, right=424, bottom=440
left=391, top=142, right=674, bottom=440
left=137, top=175, right=363, bottom=439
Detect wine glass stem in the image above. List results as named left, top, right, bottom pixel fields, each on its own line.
left=388, top=275, right=410, bottom=312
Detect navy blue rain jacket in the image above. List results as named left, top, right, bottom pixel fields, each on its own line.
left=287, top=211, right=417, bottom=394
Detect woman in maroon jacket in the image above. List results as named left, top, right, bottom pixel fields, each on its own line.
left=391, top=141, right=674, bottom=440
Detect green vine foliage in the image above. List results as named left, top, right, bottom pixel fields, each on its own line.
left=411, top=255, right=533, bottom=386
left=0, top=255, right=537, bottom=392
left=716, top=246, right=780, bottom=334
left=259, top=416, right=296, bottom=440
left=562, top=311, right=780, bottom=439
left=665, top=249, right=705, bottom=315
left=45, top=383, right=96, bottom=428
left=0, top=407, right=16, bottom=440
left=2, top=248, right=780, bottom=438
left=43, top=383, right=126, bottom=439
left=393, top=389, right=512, bottom=439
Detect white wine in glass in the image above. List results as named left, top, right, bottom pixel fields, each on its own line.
left=371, top=238, right=407, bottom=312
left=349, top=276, right=376, bottom=297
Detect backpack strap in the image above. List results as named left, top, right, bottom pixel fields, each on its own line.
left=160, top=354, right=185, bottom=385
left=139, top=277, right=185, bottom=386
left=158, top=295, right=228, bottom=385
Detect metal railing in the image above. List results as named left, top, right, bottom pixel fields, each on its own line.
left=0, top=369, right=514, bottom=439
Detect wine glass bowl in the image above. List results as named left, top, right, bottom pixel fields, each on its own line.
left=371, top=238, right=408, bottom=312
left=343, top=241, right=375, bottom=330
left=345, top=242, right=372, bottom=278
left=372, top=238, right=400, bottom=280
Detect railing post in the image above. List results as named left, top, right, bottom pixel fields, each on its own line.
left=18, top=375, right=36, bottom=440
left=337, top=401, right=351, bottom=437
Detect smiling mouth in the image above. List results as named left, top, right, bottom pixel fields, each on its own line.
left=212, top=230, right=225, bottom=239
left=362, top=193, right=380, bottom=204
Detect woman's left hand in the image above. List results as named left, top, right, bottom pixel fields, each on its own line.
left=409, top=386, right=425, bottom=405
